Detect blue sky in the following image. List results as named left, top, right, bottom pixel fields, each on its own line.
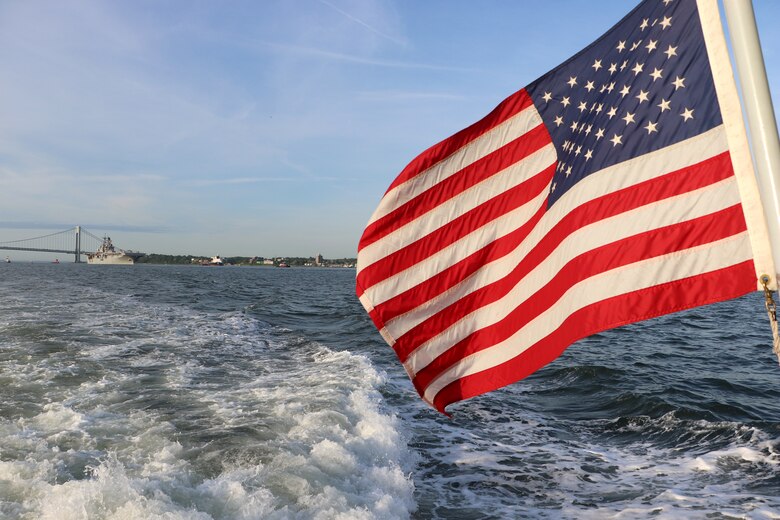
left=1, top=1, right=778, bottom=259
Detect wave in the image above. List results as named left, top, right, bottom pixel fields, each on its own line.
left=0, top=282, right=416, bottom=519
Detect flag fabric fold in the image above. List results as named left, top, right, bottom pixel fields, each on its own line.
left=357, top=0, right=775, bottom=413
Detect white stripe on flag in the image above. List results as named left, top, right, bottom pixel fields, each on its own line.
left=362, top=126, right=728, bottom=309
left=361, top=187, right=549, bottom=307
left=357, top=143, right=556, bottom=270
left=365, top=105, right=544, bottom=226
left=422, top=232, right=754, bottom=403
left=403, top=176, right=742, bottom=375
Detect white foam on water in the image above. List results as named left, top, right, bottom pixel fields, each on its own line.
left=194, top=345, right=417, bottom=520
left=408, top=407, right=780, bottom=519
left=0, top=290, right=416, bottom=519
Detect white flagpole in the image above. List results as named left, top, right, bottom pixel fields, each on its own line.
left=722, top=0, right=780, bottom=285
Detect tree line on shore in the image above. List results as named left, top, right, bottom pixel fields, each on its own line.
left=136, top=254, right=356, bottom=267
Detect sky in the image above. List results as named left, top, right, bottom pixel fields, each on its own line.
left=1, top=0, right=779, bottom=260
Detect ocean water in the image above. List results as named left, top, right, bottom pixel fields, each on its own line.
left=0, top=263, right=779, bottom=519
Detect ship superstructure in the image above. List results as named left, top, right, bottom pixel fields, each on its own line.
left=87, top=236, right=145, bottom=265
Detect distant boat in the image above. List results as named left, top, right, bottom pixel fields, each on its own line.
left=87, top=236, right=145, bottom=265
left=277, top=262, right=290, bottom=268
left=203, top=256, right=224, bottom=266
left=52, top=259, right=60, bottom=264
left=4, top=256, right=9, bottom=263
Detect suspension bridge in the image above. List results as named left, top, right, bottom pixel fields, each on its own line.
left=0, top=226, right=114, bottom=263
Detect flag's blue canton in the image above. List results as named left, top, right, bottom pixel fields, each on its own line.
left=526, top=0, right=721, bottom=206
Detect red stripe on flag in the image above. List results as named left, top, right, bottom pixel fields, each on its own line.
left=359, top=123, right=551, bottom=251
left=367, top=202, right=549, bottom=329
left=389, top=152, right=735, bottom=359
left=385, top=90, right=534, bottom=194
left=411, top=204, right=748, bottom=392
left=357, top=165, right=554, bottom=293
left=430, top=260, right=757, bottom=413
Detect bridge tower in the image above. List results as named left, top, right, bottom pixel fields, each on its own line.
left=75, top=226, right=81, bottom=263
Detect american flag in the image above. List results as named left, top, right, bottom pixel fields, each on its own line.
left=356, top=0, right=772, bottom=413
